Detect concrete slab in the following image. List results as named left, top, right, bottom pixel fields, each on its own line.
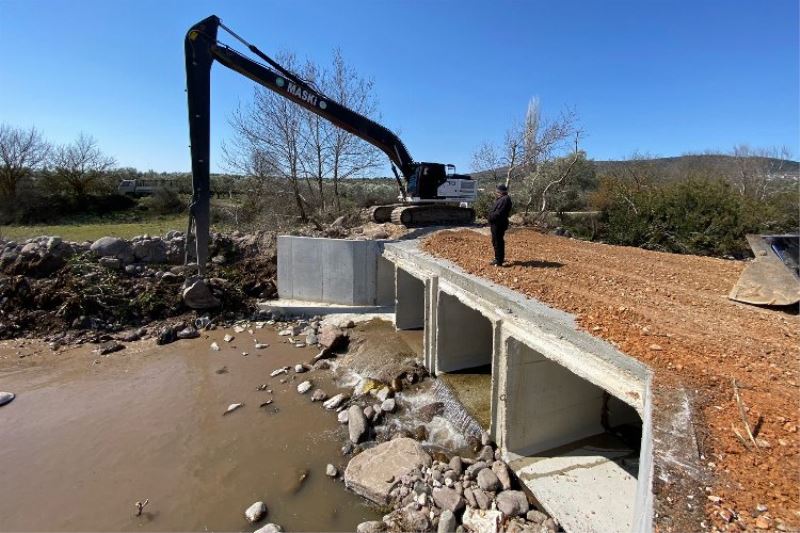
left=508, top=439, right=637, bottom=533
left=258, top=299, right=393, bottom=321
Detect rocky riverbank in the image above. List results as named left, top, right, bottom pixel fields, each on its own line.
left=245, top=314, right=560, bottom=533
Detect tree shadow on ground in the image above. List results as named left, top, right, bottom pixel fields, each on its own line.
left=506, top=259, right=564, bottom=269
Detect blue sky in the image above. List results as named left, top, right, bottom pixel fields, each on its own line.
left=0, top=0, right=797, bottom=173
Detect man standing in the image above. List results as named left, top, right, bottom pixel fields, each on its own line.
left=487, top=184, right=512, bottom=266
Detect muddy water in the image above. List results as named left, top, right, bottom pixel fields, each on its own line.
left=0, top=327, right=380, bottom=531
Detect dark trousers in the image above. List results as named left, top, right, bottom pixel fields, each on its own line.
left=490, top=223, right=507, bottom=264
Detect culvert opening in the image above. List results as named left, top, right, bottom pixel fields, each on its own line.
left=435, top=291, right=494, bottom=429
left=503, top=337, right=642, bottom=533
left=395, top=268, right=425, bottom=330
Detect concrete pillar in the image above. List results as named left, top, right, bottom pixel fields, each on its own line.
left=376, top=256, right=396, bottom=306
left=503, top=337, right=606, bottom=455
left=435, top=291, right=493, bottom=373
left=396, top=267, right=425, bottom=330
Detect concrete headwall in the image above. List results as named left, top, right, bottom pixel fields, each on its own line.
left=277, top=236, right=394, bottom=306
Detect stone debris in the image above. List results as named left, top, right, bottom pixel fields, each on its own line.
left=254, top=342, right=269, bottom=349
left=0, top=391, right=15, bottom=407
left=253, top=524, right=282, bottom=533
left=323, top=393, right=348, bottom=410
left=347, top=404, right=369, bottom=444
left=344, top=438, right=432, bottom=504
left=326, top=464, right=338, bottom=477
left=223, top=403, right=243, bottom=415
left=182, top=279, right=221, bottom=310
left=210, top=342, right=220, bottom=351
left=310, top=389, right=328, bottom=402
left=270, top=367, right=288, bottom=377
left=223, top=334, right=234, bottom=343
left=244, top=501, right=268, bottom=523
left=296, top=380, right=312, bottom=394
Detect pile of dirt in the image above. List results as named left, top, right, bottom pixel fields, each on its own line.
left=0, top=231, right=277, bottom=341
left=423, top=228, right=799, bottom=532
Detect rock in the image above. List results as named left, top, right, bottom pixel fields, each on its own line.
left=432, top=487, right=465, bottom=513
left=210, top=342, right=220, bottom=351
left=344, top=438, right=432, bottom=504
left=476, top=468, right=501, bottom=491
left=418, top=402, right=445, bottom=422
left=755, top=516, right=770, bottom=529
left=98, top=256, right=121, bottom=270
left=297, top=380, right=312, bottom=394
left=318, top=324, right=347, bottom=351
left=543, top=518, right=558, bottom=531
left=438, top=509, right=457, bottom=533
left=223, top=334, right=234, bottom=342
left=348, top=404, right=369, bottom=444
left=306, top=332, right=319, bottom=345
left=356, top=521, right=386, bottom=533
left=132, top=239, right=167, bottom=263
left=478, top=445, right=494, bottom=463
left=156, top=325, right=177, bottom=345
left=496, top=490, right=529, bottom=517
left=224, top=403, right=243, bottom=415
left=337, top=410, right=349, bottom=424
left=473, top=488, right=492, bottom=510
left=270, top=367, right=288, bottom=377
left=462, top=508, right=502, bottom=533
left=326, top=464, right=338, bottom=477
left=526, top=510, right=548, bottom=524
left=253, top=524, right=282, bottom=533
left=449, top=456, right=463, bottom=475
left=96, top=341, right=124, bottom=355
left=0, top=391, right=15, bottom=407
left=323, top=393, right=348, bottom=410
left=182, top=279, right=221, bottom=309
left=492, top=461, right=512, bottom=490
left=90, top=237, right=133, bottom=263
left=244, top=501, right=268, bottom=523
left=381, top=398, right=397, bottom=413
left=311, top=389, right=328, bottom=402
left=465, top=461, right=488, bottom=478
left=364, top=406, right=375, bottom=420
left=481, top=431, right=491, bottom=446
left=176, top=327, right=199, bottom=340
left=375, top=386, right=393, bottom=402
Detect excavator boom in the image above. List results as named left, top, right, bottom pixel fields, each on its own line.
left=184, top=15, right=415, bottom=274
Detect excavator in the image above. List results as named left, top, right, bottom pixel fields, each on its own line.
left=184, top=15, right=476, bottom=275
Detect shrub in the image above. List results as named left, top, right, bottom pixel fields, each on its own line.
left=597, top=177, right=798, bottom=257
left=139, top=187, right=185, bottom=215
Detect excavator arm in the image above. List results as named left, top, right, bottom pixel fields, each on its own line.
left=184, top=15, right=414, bottom=274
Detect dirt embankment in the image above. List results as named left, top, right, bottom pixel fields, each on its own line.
left=423, top=228, right=799, bottom=532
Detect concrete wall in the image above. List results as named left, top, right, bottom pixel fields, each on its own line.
left=504, top=337, right=606, bottom=454
left=436, top=291, right=494, bottom=373
left=395, top=267, right=425, bottom=329
left=278, top=236, right=386, bottom=305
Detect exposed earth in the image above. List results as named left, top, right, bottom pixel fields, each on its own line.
left=423, top=228, right=800, bottom=532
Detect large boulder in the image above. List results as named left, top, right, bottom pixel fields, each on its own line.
left=132, top=239, right=167, bottom=263
left=90, top=237, right=134, bottom=264
left=318, top=324, right=347, bottom=351
left=182, top=279, right=220, bottom=309
left=344, top=437, right=432, bottom=505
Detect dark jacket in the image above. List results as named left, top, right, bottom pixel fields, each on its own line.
left=488, top=194, right=512, bottom=227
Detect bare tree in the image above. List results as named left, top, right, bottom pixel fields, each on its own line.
left=325, top=49, right=382, bottom=212
left=472, top=98, right=581, bottom=214
left=731, top=144, right=792, bottom=200
left=225, top=49, right=381, bottom=220
left=0, top=124, right=51, bottom=202
left=50, top=133, right=116, bottom=197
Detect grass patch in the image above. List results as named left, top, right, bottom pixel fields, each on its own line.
left=1, top=214, right=187, bottom=242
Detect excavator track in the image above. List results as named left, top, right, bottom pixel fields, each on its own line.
left=368, top=204, right=402, bottom=224
left=389, top=205, right=475, bottom=227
